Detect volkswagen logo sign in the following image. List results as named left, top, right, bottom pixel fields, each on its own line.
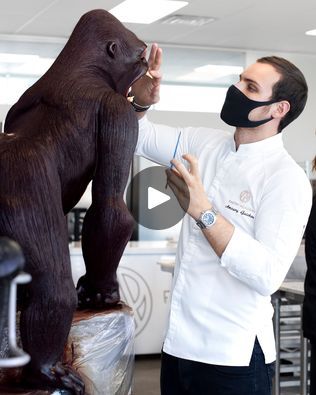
left=118, top=266, right=153, bottom=336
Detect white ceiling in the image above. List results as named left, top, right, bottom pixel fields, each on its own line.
left=1, top=0, right=316, bottom=54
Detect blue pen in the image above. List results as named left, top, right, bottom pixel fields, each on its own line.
left=170, top=130, right=182, bottom=169
left=165, top=131, right=182, bottom=189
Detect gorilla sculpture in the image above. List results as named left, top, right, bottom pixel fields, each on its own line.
left=0, top=9, right=148, bottom=394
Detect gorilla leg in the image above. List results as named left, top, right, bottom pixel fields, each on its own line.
left=21, top=273, right=84, bottom=393
left=16, top=200, right=85, bottom=393
left=77, top=103, right=137, bottom=309
left=77, top=197, right=134, bottom=308
left=0, top=177, right=84, bottom=393
left=73, top=93, right=141, bottom=309
left=18, top=220, right=85, bottom=394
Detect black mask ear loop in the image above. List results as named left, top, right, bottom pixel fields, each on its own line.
left=246, top=110, right=274, bottom=128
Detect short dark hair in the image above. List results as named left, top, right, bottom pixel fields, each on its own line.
left=257, top=56, right=308, bottom=132
left=312, top=155, right=316, bottom=172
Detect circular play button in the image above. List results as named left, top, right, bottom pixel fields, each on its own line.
left=126, top=166, right=189, bottom=230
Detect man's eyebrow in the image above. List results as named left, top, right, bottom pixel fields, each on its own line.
left=239, top=73, right=262, bottom=88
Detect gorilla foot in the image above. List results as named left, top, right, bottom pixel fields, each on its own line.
left=23, top=362, right=85, bottom=395
left=76, top=275, right=120, bottom=309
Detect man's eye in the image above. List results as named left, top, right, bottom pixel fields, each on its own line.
left=248, top=85, right=257, bottom=92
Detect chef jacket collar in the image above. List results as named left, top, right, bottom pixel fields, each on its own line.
left=230, top=132, right=284, bottom=156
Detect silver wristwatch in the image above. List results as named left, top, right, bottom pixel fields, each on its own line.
left=196, top=208, right=218, bottom=230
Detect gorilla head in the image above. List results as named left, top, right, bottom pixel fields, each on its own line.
left=50, top=9, right=148, bottom=96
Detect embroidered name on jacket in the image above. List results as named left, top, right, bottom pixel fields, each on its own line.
left=225, top=199, right=255, bottom=220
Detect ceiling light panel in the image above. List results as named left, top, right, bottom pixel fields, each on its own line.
left=305, top=29, right=316, bottom=36
left=109, top=0, right=188, bottom=24
left=161, top=14, right=216, bottom=27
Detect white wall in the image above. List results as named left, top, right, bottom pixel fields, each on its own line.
left=147, top=109, right=234, bottom=131
left=0, top=105, right=10, bottom=129
left=1, top=49, right=315, bottom=167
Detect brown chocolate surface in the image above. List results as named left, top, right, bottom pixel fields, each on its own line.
left=0, top=9, right=147, bottom=394
left=0, top=389, right=58, bottom=395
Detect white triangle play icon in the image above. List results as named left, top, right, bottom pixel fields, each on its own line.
left=148, top=187, right=170, bottom=210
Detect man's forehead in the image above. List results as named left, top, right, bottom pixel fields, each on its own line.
left=243, top=62, right=281, bottom=88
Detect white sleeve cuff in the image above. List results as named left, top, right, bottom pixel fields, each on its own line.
left=220, top=227, right=288, bottom=296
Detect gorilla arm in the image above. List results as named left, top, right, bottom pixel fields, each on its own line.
left=77, top=95, right=138, bottom=308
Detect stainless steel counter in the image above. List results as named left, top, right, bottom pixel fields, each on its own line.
left=280, top=281, right=304, bottom=297
left=273, top=280, right=308, bottom=395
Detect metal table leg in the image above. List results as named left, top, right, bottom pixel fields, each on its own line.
left=300, top=316, right=309, bottom=395
left=273, top=295, right=281, bottom=395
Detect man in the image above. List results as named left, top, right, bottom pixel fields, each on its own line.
left=131, top=44, right=312, bottom=395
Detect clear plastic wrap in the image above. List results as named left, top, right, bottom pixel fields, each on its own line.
left=64, top=306, right=134, bottom=395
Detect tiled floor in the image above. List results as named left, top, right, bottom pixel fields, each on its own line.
left=133, top=355, right=161, bottom=395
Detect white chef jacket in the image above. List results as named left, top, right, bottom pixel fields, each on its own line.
left=135, top=116, right=312, bottom=366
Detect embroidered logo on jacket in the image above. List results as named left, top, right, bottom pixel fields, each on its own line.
left=240, top=190, right=252, bottom=203
left=224, top=192, right=255, bottom=220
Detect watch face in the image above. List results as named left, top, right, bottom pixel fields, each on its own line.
left=202, top=211, right=215, bottom=226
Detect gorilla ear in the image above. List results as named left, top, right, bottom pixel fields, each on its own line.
left=106, top=41, right=117, bottom=58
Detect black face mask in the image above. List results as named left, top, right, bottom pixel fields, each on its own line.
left=220, top=85, right=275, bottom=128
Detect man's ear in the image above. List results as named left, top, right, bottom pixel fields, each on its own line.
left=272, top=100, right=290, bottom=119
left=106, top=41, right=117, bottom=58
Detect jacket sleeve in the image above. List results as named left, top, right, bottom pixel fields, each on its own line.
left=135, top=116, right=186, bottom=166
left=135, top=115, right=229, bottom=167
left=220, top=168, right=312, bottom=296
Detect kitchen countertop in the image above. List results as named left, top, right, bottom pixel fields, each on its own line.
left=280, top=280, right=304, bottom=296
left=69, top=240, right=177, bottom=255
left=69, top=241, right=306, bottom=273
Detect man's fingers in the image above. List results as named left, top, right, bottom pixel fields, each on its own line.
left=170, top=159, right=191, bottom=184
left=148, top=43, right=159, bottom=69
left=148, top=43, right=162, bottom=72
left=167, top=176, right=190, bottom=213
left=182, top=154, right=199, bottom=177
left=166, top=168, right=186, bottom=191
left=149, top=69, right=162, bottom=81
left=152, top=47, right=163, bottom=71
left=166, top=177, right=180, bottom=197
left=168, top=166, right=182, bottom=178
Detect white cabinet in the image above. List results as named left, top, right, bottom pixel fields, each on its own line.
left=70, top=241, right=175, bottom=354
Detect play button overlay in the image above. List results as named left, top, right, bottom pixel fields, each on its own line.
left=127, top=166, right=189, bottom=230
left=148, top=187, right=170, bottom=209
